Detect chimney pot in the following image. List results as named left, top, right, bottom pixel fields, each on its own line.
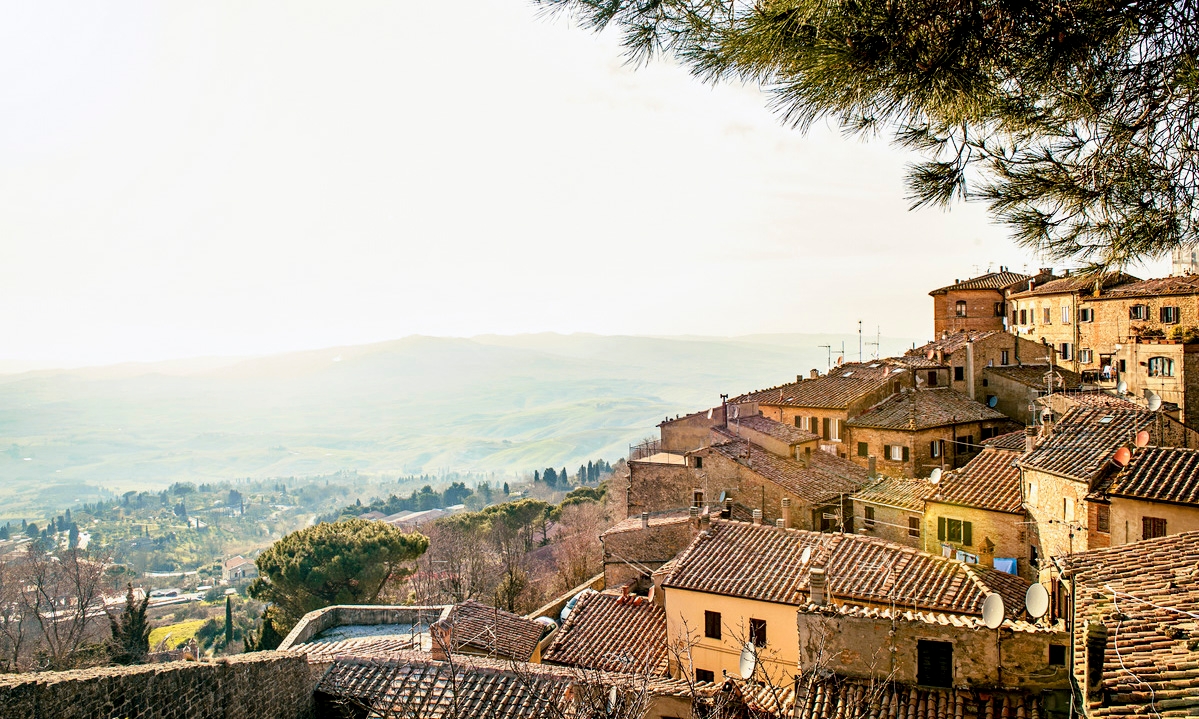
left=809, top=567, right=828, bottom=606
left=1024, top=426, right=1038, bottom=455
left=722, top=498, right=733, bottom=519
left=810, top=369, right=819, bottom=379
left=752, top=509, right=762, bottom=525
left=689, top=506, right=700, bottom=531
left=775, top=518, right=785, bottom=528
left=641, top=511, right=650, bottom=529
left=781, top=498, right=792, bottom=527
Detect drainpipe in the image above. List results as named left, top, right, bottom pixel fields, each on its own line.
left=965, top=340, right=976, bottom=400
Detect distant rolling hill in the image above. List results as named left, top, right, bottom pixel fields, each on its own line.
left=0, top=333, right=916, bottom=505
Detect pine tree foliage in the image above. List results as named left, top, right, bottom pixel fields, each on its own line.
left=536, top=0, right=1199, bottom=267
left=107, top=583, right=151, bottom=665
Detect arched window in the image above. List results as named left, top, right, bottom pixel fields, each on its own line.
left=955, top=300, right=967, bottom=317
left=1148, top=356, right=1175, bottom=377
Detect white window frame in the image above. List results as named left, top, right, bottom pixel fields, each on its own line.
left=829, top=419, right=841, bottom=441
left=888, top=445, right=904, bottom=461
left=1061, top=305, right=1071, bottom=324
left=1148, top=356, right=1175, bottom=378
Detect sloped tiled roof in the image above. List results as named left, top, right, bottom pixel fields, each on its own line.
left=317, top=652, right=702, bottom=719
left=1040, top=390, right=1144, bottom=410
left=985, top=430, right=1028, bottom=451
left=1007, top=272, right=1140, bottom=299
left=851, top=476, right=935, bottom=512
left=1093, top=446, right=1199, bottom=505
left=984, top=363, right=1083, bottom=390
left=1063, top=532, right=1199, bottom=717
left=846, top=388, right=1009, bottom=430
left=727, top=414, right=819, bottom=444
left=787, top=675, right=1052, bottom=719
left=708, top=431, right=870, bottom=504
left=931, top=448, right=1023, bottom=514
left=601, top=509, right=691, bottom=537
left=435, top=600, right=544, bottom=662
left=294, top=634, right=421, bottom=663
left=731, top=362, right=904, bottom=409
left=542, top=592, right=668, bottom=675
left=1019, top=407, right=1153, bottom=482
left=929, top=271, right=1036, bottom=295
left=1091, top=273, right=1199, bottom=299
left=662, top=520, right=1029, bottom=617
left=907, top=330, right=1003, bottom=357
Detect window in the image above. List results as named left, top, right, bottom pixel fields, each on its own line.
left=1001, top=350, right=1010, bottom=365
left=1079, top=307, right=1094, bottom=323
left=994, top=301, right=1005, bottom=317
left=1161, top=306, right=1181, bottom=324
left=1059, top=343, right=1073, bottom=361
left=749, top=618, right=767, bottom=647
left=1020, top=309, right=1028, bottom=325
left=1148, top=356, right=1175, bottom=377
left=1044, top=307, right=1052, bottom=324
left=1130, top=304, right=1148, bottom=320
left=954, top=366, right=965, bottom=381
left=821, top=417, right=830, bottom=440
left=938, top=517, right=973, bottom=546
left=1049, top=644, right=1067, bottom=667
left=981, top=426, right=997, bottom=440
left=794, top=416, right=803, bottom=428
left=829, top=419, right=842, bottom=441
left=857, top=442, right=868, bottom=458
left=704, top=611, right=721, bottom=640
left=1012, top=310, right=1019, bottom=326
left=1030, top=543, right=1039, bottom=568
left=1027, top=482, right=1038, bottom=504
left=864, top=505, right=875, bottom=528
left=1063, top=497, right=1075, bottom=522
left=1143, top=516, right=1168, bottom=540
left=955, top=435, right=975, bottom=455
left=1079, top=348, right=1093, bottom=364
left=908, top=516, right=921, bottom=538
left=955, top=300, right=967, bottom=317
left=917, top=640, right=953, bottom=688
left=927, top=371, right=939, bottom=387
left=1062, top=305, right=1071, bottom=324
left=885, top=445, right=908, bottom=462
left=1096, top=504, right=1110, bottom=534
left=693, top=489, right=704, bottom=506
left=930, top=439, right=942, bottom=458
left=696, top=669, right=715, bottom=684
left=693, top=456, right=703, bottom=469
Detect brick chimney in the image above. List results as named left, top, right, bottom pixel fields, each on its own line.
left=809, top=567, right=828, bottom=606
left=689, top=506, right=700, bottom=532
left=752, top=509, right=762, bottom=526
left=699, top=512, right=711, bottom=532
left=867, top=455, right=877, bottom=479
left=722, top=498, right=733, bottom=519
left=1025, top=426, right=1038, bottom=455
left=430, top=622, right=451, bottom=661
left=781, top=498, right=792, bottom=527
left=810, top=369, right=819, bottom=379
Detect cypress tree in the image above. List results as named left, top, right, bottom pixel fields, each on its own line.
left=108, top=584, right=152, bottom=664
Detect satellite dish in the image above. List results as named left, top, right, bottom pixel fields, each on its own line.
left=738, top=644, right=757, bottom=679
left=1025, top=583, right=1050, bottom=619
left=928, top=468, right=942, bottom=485
left=987, top=396, right=999, bottom=408
left=1112, top=446, right=1131, bottom=467
left=1148, top=393, right=1162, bottom=412
left=800, top=547, right=812, bottom=564
left=926, top=349, right=935, bottom=361
left=1117, top=380, right=1128, bottom=394
left=982, top=593, right=1005, bottom=629
left=1135, top=430, right=1150, bottom=447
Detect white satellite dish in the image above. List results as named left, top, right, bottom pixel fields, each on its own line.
left=1025, top=583, right=1050, bottom=619
left=928, top=468, right=942, bottom=485
left=738, top=643, right=757, bottom=680
left=800, top=547, right=812, bottom=564
left=608, top=686, right=618, bottom=710
left=1117, top=380, right=1128, bottom=394
left=1147, top=393, right=1162, bottom=412
left=982, top=593, right=1005, bottom=629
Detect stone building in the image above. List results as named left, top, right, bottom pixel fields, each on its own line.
left=599, top=509, right=695, bottom=589
left=1061, top=531, right=1199, bottom=717
left=981, top=363, right=1084, bottom=425
left=906, top=329, right=1052, bottom=404
left=848, top=475, right=933, bottom=549
left=844, top=387, right=1019, bottom=478
left=928, top=268, right=1053, bottom=336
left=924, top=445, right=1032, bottom=579
left=1086, top=446, right=1199, bottom=548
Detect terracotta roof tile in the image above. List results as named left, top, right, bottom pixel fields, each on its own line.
left=731, top=362, right=905, bottom=409
left=1095, top=446, right=1199, bottom=505
left=542, top=592, right=668, bottom=675
left=851, top=476, right=935, bottom=512
left=708, top=431, right=870, bottom=504
left=931, top=448, right=1024, bottom=514
left=908, top=330, right=1003, bottom=356
left=1063, top=531, right=1199, bottom=717
left=984, top=364, right=1084, bottom=390
left=846, top=388, right=1009, bottom=431
left=985, top=430, right=1028, bottom=451
left=1019, top=407, right=1153, bottom=481
left=1090, top=274, right=1199, bottom=299
left=662, top=520, right=1029, bottom=617
left=786, top=675, right=1050, bottom=719
left=602, top=509, right=691, bottom=537
left=435, top=600, right=544, bottom=662
left=929, top=271, right=1038, bottom=295
left=728, top=414, right=819, bottom=444
left=1007, top=272, right=1140, bottom=299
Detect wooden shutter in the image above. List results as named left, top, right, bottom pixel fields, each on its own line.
left=962, top=521, right=973, bottom=546
left=902, top=446, right=910, bottom=462
left=937, top=516, right=946, bottom=541
left=822, top=417, right=830, bottom=440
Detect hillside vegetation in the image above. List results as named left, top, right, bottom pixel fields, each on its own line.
left=0, top=333, right=913, bottom=509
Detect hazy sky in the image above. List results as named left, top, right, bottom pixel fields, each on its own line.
left=0, top=2, right=1171, bottom=366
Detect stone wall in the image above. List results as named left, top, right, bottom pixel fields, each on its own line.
left=923, top=502, right=1033, bottom=580
left=845, top=421, right=1017, bottom=478
left=626, top=461, right=703, bottom=517
left=0, top=651, right=313, bottom=719
left=601, top=516, right=696, bottom=588
left=934, top=289, right=1008, bottom=336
